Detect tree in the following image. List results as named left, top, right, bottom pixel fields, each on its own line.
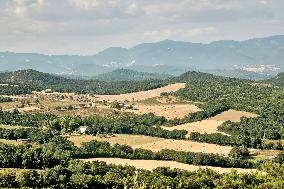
left=229, top=147, right=250, bottom=159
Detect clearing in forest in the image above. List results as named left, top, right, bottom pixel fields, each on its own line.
left=81, top=158, right=257, bottom=174
left=93, top=83, right=186, bottom=102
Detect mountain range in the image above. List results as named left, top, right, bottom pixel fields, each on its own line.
left=0, top=35, right=283, bottom=77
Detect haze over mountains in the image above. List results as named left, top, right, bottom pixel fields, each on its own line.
left=0, top=35, right=283, bottom=77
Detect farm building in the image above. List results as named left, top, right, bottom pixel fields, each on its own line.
left=78, top=126, right=92, bottom=134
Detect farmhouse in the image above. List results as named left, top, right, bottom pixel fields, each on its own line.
left=78, top=126, right=92, bottom=134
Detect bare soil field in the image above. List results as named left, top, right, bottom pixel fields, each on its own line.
left=67, top=134, right=164, bottom=147
left=161, top=120, right=227, bottom=137
left=211, top=110, right=258, bottom=122
left=81, top=158, right=257, bottom=174
left=132, top=139, right=233, bottom=155
left=93, top=83, right=186, bottom=102
left=123, top=104, right=201, bottom=119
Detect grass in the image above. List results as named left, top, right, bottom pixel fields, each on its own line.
left=138, top=97, right=161, bottom=105
left=0, top=139, right=22, bottom=145
left=0, top=125, right=30, bottom=129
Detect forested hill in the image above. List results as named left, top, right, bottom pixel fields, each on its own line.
left=172, top=70, right=284, bottom=144
left=92, top=69, right=171, bottom=81
left=0, top=69, right=68, bottom=84
left=264, top=72, right=284, bottom=87
left=0, top=69, right=167, bottom=95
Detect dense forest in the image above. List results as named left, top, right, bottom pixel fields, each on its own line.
left=0, top=69, right=168, bottom=95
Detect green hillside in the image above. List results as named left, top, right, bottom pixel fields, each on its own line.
left=0, top=69, right=167, bottom=95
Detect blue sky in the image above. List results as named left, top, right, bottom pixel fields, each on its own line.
left=0, top=0, right=284, bottom=55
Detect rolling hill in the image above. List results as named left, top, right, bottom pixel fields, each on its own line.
left=0, top=69, right=167, bottom=95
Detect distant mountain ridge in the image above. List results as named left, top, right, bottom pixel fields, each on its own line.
left=1, top=35, right=284, bottom=76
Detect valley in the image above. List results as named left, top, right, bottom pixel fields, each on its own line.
left=0, top=69, right=284, bottom=188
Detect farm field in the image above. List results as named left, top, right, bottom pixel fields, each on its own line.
left=93, top=83, right=186, bottom=102
left=123, top=103, right=201, bottom=119
left=132, top=139, right=234, bottom=155
left=211, top=109, right=258, bottom=122
left=161, top=109, right=258, bottom=137
left=81, top=158, right=257, bottom=174
left=161, top=120, right=227, bottom=137
left=67, top=134, right=238, bottom=156
left=67, top=134, right=164, bottom=147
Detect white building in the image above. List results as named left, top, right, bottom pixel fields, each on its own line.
left=78, top=126, right=92, bottom=134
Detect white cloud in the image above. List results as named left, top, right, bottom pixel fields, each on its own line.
left=0, top=0, right=283, bottom=54
left=127, top=2, right=138, bottom=14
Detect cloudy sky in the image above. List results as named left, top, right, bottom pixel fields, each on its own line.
left=0, top=0, right=284, bottom=55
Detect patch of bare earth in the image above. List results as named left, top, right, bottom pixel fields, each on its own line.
left=81, top=158, right=257, bottom=174
left=124, top=104, right=201, bottom=119
left=93, top=83, right=186, bottom=102
left=132, top=139, right=233, bottom=156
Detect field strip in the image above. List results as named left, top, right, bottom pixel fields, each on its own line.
left=123, top=104, right=201, bottom=119
left=93, top=83, right=186, bottom=102
left=132, top=139, right=233, bottom=155
left=81, top=158, right=257, bottom=174
left=67, top=134, right=165, bottom=147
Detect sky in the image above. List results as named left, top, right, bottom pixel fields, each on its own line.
left=0, top=0, right=284, bottom=55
